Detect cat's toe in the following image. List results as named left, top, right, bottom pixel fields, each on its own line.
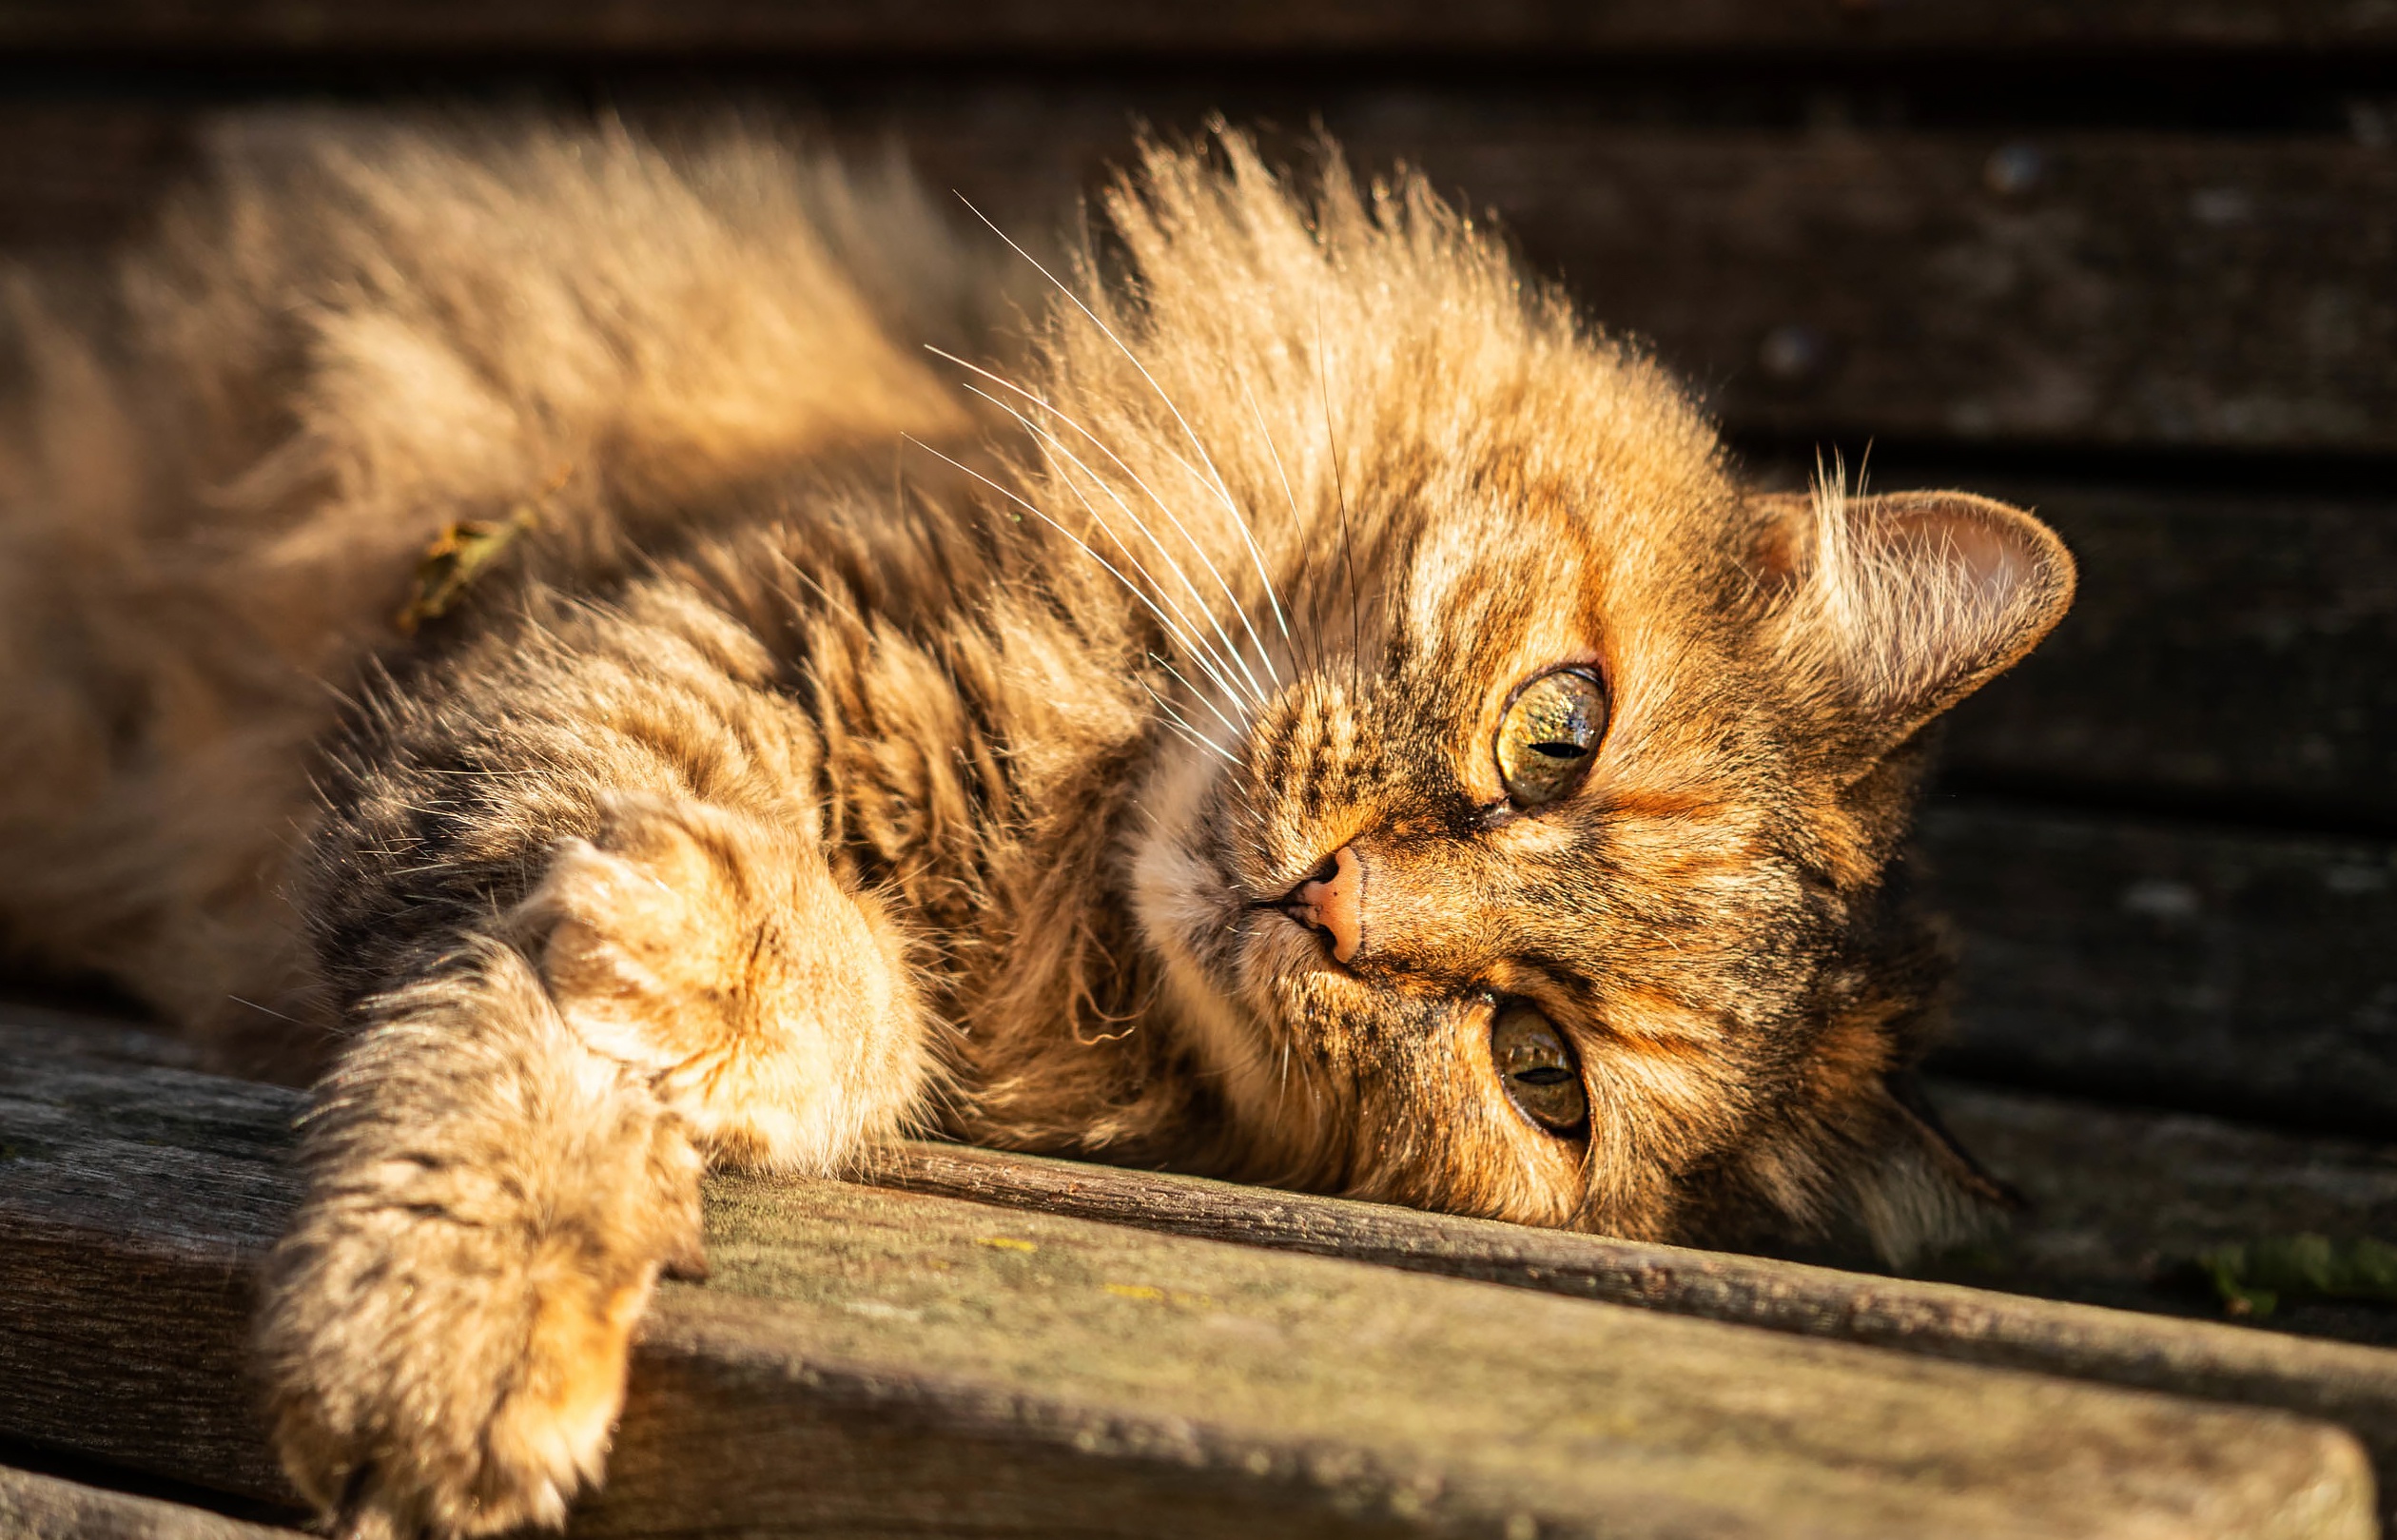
left=256, top=1031, right=701, bottom=1539
left=261, top=1216, right=658, bottom=1536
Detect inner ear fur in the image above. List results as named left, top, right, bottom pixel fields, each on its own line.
left=1754, top=486, right=2075, bottom=762
left=1842, top=1070, right=2024, bottom=1265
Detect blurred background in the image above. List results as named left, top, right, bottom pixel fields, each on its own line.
left=3, top=2, right=2391, bottom=1338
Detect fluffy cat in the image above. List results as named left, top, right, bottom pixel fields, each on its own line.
left=0, top=114, right=2073, bottom=1536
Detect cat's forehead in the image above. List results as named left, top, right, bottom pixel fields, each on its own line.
left=1392, top=476, right=1703, bottom=673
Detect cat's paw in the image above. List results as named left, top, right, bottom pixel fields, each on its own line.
left=526, top=790, right=926, bottom=1167
left=257, top=962, right=705, bottom=1538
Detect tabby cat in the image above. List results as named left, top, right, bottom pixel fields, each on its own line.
left=0, top=115, right=2073, bottom=1536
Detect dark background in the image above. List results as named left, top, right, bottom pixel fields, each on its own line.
left=3, top=1, right=2391, bottom=1332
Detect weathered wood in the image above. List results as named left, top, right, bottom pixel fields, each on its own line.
left=862, top=1135, right=2397, bottom=1507
left=1926, top=1082, right=2397, bottom=1348
left=3, top=1014, right=2389, bottom=1535
left=7, top=102, right=2397, bottom=454
left=1928, top=482, right=2397, bottom=825
left=1920, top=799, right=2397, bottom=1132
left=0, top=1030, right=304, bottom=1503
left=4, top=1, right=2395, bottom=55
left=0, top=1466, right=307, bottom=1540
left=614, top=1174, right=2370, bottom=1540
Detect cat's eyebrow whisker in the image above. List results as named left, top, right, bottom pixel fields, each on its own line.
left=930, top=346, right=1271, bottom=708
left=945, top=199, right=1276, bottom=628
left=957, top=382, right=1251, bottom=704
left=901, top=436, right=1252, bottom=716
left=1238, top=379, right=1316, bottom=677
left=1312, top=305, right=1366, bottom=700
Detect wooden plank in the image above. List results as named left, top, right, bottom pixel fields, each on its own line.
left=0, top=1035, right=302, bottom=1503
left=862, top=1131, right=2397, bottom=1518
left=5, top=100, right=2395, bottom=452
left=1926, top=482, right=2397, bottom=826
left=0, top=1466, right=307, bottom=1540
left=3, top=1, right=2395, bottom=56
left=1925, top=1081, right=2397, bottom=1348
left=2, top=1015, right=2388, bottom=1536
left=1378, top=127, right=2397, bottom=452
left=614, top=1175, right=2370, bottom=1540
left=865, top=1116, right=2397, bottom=1341
left=1920, top=799, right=2397, bottom=1133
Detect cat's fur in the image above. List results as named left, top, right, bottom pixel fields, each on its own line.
left=0, top=114, right=2074, bottom=1536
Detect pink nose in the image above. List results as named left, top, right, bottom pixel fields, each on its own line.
left=1280, top=845, right=1362, bottom=964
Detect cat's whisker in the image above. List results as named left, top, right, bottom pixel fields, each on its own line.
left=1136, top=681, right=1218, bottom=751
left=957, top=382, right=1253, bottom=704
left=901, top=436, right=1255, bottom=717
left=1027, top=400, right=1286, bottom=695
left=945, top=201, right=1282, bottom=673
left=1146, top=652, right=1249, bottom=747
left=1134, top=676, right=1238, bottom=765
left=929, top=345, right=1272, bottom=708
left=1152, top=712, right=1232, bottom=763
left=1312, top=306, right=1366, bottom=698
left=1238, top=379, right=1318, bottom=678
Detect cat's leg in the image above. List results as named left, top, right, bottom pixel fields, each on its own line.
left=257, top=790, right=931, bottom=1539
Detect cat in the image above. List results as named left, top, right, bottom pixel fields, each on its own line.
left=0, top=113, right=2073, bottom=1537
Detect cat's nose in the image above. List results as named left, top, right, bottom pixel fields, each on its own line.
left=1277, top=845, right=1362, bottom=964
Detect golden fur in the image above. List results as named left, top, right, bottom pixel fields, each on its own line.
left=0, top=114, right=2073, bottom=1536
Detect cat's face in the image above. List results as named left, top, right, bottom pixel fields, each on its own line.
left=1017, top=130, right=2074, bottom=1256
left=1127, top=464, right=2071, bottom=1256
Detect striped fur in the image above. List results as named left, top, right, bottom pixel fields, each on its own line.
left=0, top=117, right=2072, bottom=1535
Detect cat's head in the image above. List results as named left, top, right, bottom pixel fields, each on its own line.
left=1011, top=132, right=2071, bottom=1258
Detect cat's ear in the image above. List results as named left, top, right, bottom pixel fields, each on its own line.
left=1752, top=487, right=2075, bottom=761
left=1847, top=1071, right=2023, bottom=1265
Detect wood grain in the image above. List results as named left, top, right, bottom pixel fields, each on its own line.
left=859, top=1137, right=2397, bottom=1499
left=4, top=1013, right=2391, bottom=1534
left=0, top=1467, right=306, bottom=1540
left=1926, top=1082, right=2397, bottom=1347
left=1921, top=799, right=2397, bottom=1131
left=0, top=1033, right=302, bottom=1503
left=4, top=1, right=2395, bottom=56
left=608, top=1174, right=2371, bottom=1539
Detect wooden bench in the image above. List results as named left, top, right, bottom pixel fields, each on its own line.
left=4, top=4, right=2394, bottom=1532
left=5, top=1011, right=2391, bottom=1538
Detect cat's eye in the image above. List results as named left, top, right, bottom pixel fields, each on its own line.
left=1495, top=669, right=1608, bottom=808
left=1490, top=1001, right=1588, bottom=1134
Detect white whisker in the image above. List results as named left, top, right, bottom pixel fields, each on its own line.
left=930, top=344, right=1271, bottom=705
left=1313, top=306, right=1365, bottom=696
left=926, top=226, right=1283, bottom=699
left=1147, top=652, right=1249, bottom=745
left=955, top=382, right=1252, bottom=705
left=901, top=436, right=1251, bottom=715
left=1240, top=378, right=1315, bottom=672
left=1134, top=676, right=1238, bottom=765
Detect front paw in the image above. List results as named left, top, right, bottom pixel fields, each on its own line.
left=524, top=791, right=925, bottom=1168
left=257, top=966, right=704, bottom=1536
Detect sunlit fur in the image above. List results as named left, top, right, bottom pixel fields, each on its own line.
left=0, top=115, right=2073, bottom=1536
